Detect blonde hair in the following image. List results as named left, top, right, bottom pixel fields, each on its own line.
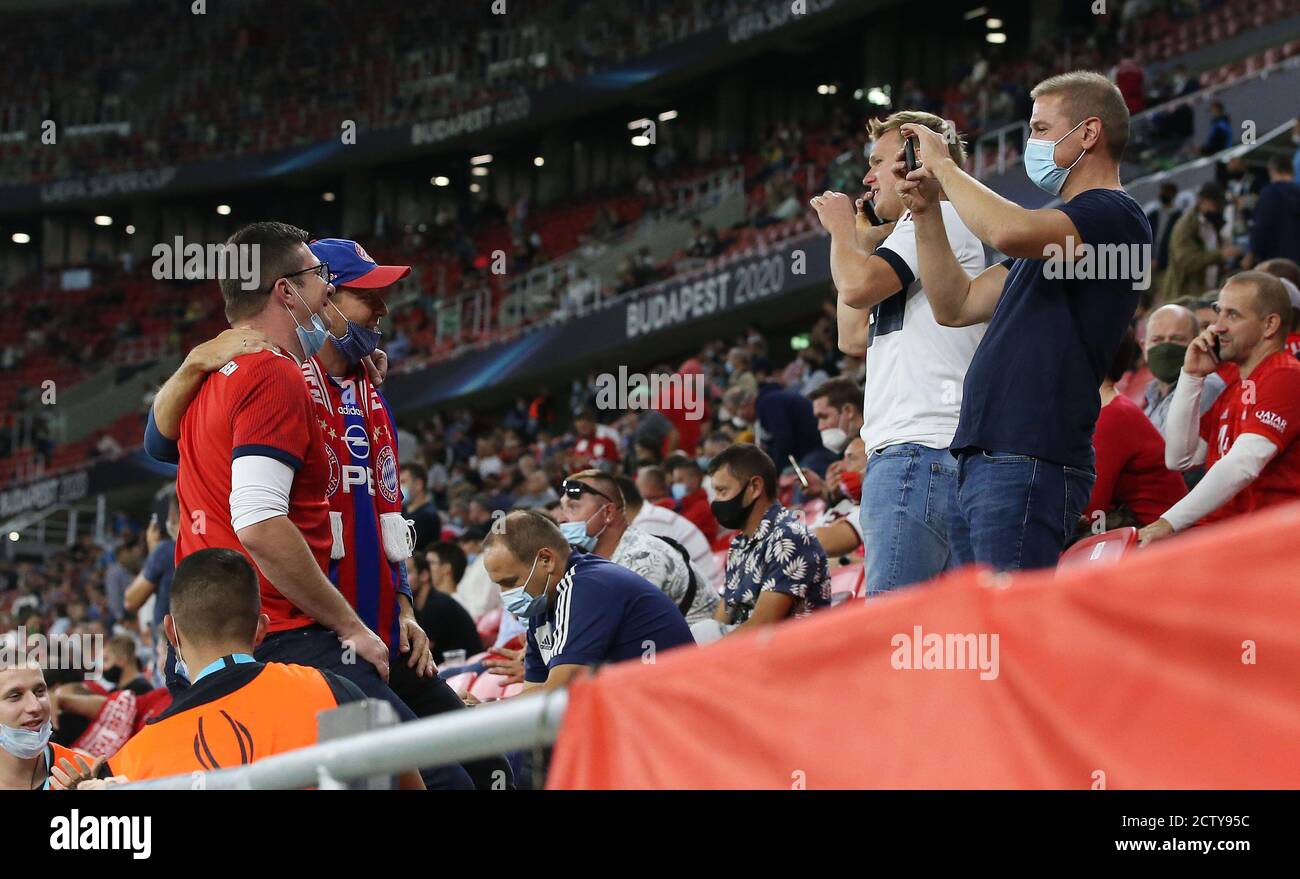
left=867, top=111, right=967, bottom=165
left=1029, top=70, right=1130, bottom=162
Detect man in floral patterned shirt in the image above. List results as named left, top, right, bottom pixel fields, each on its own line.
left=694, top=444, right=831, bottom=643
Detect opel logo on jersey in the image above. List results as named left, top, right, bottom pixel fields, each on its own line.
left=376, top=446, right=399, bottom=504
left=343, top=424, right=370, bottom=459
left=324, top=445, right=340, bottom=497
left=193, top=710, right=255, bottom=770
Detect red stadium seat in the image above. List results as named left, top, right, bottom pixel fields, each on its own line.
left=477, top=607, right=503, bottom=648
left=830, top=562, right=864, bottom=601
left=1056, top=527, right=1138, bottom=572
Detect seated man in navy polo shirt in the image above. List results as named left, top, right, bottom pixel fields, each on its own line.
left=897, top=71, right=1152, bottom=570
left=481, top=510, right=694, bottom=692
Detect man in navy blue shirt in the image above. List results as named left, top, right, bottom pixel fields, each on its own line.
left=481, top=510, right=694, bottom=691
left=897, top=71, right=1152, bottom=570
left=723, top=382, right=825, bottom=477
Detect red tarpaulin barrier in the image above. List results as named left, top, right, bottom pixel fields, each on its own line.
left=548, top=502, right=1300, bottom=789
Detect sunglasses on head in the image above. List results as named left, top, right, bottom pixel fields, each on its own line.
left=562, top=479, right=613, bottom=503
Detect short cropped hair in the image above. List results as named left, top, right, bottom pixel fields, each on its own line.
left=1257, top=258, right=1300, bottom=287
left=481, top=510, right=569, bottom=563
left=428, top=541, right=468, bottom=584
left=170, top=548, right=261, bottom=645
left=706, top=443, right=777, bottom=501
left=614, top=475, right=641, bottom=507
left=868, top=110, right=967, bottom=165
left=1226, top=270, right=1293, bottom=334
left=1029, top=70, right=1130, bottom=162
left=220, top=221, right=311, bottom=323
left=808, top=377, right=863, bottom=413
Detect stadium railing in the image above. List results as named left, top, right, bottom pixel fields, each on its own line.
left=114, top=689, right=570, bottom=790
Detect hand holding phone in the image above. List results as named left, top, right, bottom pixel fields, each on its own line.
left=788, top=455, right=809, bottom=489
left=904, top=136, right=919, bottom=174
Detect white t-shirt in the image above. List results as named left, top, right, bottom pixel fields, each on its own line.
left=630, top=503, right=716, bottom=582
left=861, top=201, right=986, bottom=454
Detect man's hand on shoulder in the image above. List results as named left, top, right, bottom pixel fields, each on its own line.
left=185, top=327, right=272, bottom=373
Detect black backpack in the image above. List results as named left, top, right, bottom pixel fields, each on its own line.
left=652, top=534, right=698, bottom=617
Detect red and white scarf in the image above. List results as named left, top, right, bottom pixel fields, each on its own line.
left=301, top=357, right=411, bottom=562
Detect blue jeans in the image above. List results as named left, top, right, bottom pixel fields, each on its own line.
left=949, top=450, right=1095, bottom=571
left=859, top=443, right=959, bottom=594
left=256, top=625, right=474, bottom=790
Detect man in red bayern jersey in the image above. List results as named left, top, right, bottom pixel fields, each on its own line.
left=1140, top=271, right=1300, bottom=543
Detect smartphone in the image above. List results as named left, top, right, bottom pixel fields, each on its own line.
left=1212, top=332, right=1221, bottom=361
left=860, top=197, right=884, bottom=227
left=904, top=136, right=919, bottom=174
left=788, top=454, right=809, bottom=489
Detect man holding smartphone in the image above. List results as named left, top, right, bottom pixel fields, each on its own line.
left=810, top=111, right=985, bottom=593
left=897, top=71, right=1150, bottom=571
left=1140, top=272, right=1300, bottom=542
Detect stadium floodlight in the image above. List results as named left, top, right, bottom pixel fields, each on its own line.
left=7, top=532, right=17, bottom=542
left=986, top=32, right=1007, bottom=44
left=964, top=6, right=988, bottom=19
left=827, top=84, right=839, bottom=94
left=11, top=232, right=30, bottom=244
left=631, top=134, right=651, bottom=147
left=216, top=204, right=232, bottom=216
left=817, top=84, right=830, bottom=95
left=658, top=110, right=678, bottom=122
left=472, top=166, right=489, bottom=177
left=125, top=225, right=136, bottom=235
left=94, top=215, right=112, bottom=226
left=867, top=87, right=890, bottom=106
left=431, top=176, right=450, bottom=187
left=322, top=191, right=336, bottom=202
left=853, top=88, right=864, bottom=100
left=470, top=153, right=493, bottom=165
left=533, top=156, right=545, bottom=167
left=627, top=118, right=652, bottom=131
left=469, top=183, right=482, bottom=193
left=987, top=17, right=1003, bottom=28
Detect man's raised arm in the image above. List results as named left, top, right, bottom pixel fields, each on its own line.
left=151, top=328, right=271, bottom=440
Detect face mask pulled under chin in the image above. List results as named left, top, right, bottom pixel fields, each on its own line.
left=285, top=282, right=331, bottom=360
left=0, top=720, right=53, bottom=759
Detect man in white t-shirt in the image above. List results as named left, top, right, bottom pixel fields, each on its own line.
left=616, top=475, right=720, bottom=588
left=811, top=110, right=986, bottom=594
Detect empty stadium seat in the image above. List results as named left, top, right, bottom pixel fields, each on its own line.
left=1056, top=527, right=1139, bottom=572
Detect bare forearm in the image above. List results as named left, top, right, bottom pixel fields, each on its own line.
left=836, top=295, right=870, bottom=357
left=931, top=157, right=1032, bottom=249
left=152, top=358, right=209, bottom=440
left=912, top=207, right=974, bottom=325
left=238, top=517, right=362, bottom=635
left=829, top=233, right=874, bottom=304
left=57, top=693, right=108, bottom=719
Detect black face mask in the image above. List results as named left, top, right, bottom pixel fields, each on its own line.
left=102, top=665, right=123, bottom=685
left=711, top=482, right=759, bottom=530
left=1203, top=210, right=1224, bottom=228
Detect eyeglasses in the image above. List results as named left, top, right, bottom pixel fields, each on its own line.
left=561, top=479, right=613, bottom=504
left=282, top=262, right=330, bottom=284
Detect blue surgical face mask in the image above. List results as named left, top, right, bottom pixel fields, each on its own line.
left=560, top=506, right=607, bottom=551
left=671, top=482, right=688, bottom=501
left=501, top=552, right=550, bottom=618
left=1023, top=119, right=1088, bottom=196
left=285, top=282, right=331, bottom=360
left=0, top=720, right=53, bottom=759
left=327, top=299, right=383, bottom=365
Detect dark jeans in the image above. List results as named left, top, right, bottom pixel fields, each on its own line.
left=950, top=450, right=1095, bottom=571
left=389, top=656, right=516, bottom=790
left=255, top=625, right=473, bottom=790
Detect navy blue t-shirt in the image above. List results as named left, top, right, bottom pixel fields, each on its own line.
left=755, top=383, right=822, bottom=473
left=524, top=551, right=694, bottom=683
left=950, top=188, right=1152, bottom=469
left=142, top=538, right=176, bottom=632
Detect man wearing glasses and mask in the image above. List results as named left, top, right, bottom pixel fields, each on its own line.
left=143, top=221, right=477, bottom=789
left=558, top=471, right=718, bottom=625
left=482, top=510, right=694, bottom=692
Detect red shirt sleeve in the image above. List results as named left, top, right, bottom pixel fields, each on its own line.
left=1241, top=366, right=1300, bottom=449
left=1086, top=401, right=1127, bottom=516
left=229, top=353, right=314, bottom=469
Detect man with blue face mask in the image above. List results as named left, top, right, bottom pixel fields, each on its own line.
left=896, top=71, right=1151, bottom=572
left=482, top=510, right=694, bottom=692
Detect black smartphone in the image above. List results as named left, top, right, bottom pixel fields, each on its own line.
left=860, top=197, right=884, bottom=227
left=904, top=137, right=918, bottom=174
left=1212, top=333, right=1221, bottom=361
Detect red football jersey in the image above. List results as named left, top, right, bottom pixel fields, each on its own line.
left=1197, top=350, right=1300, bottom=525
left=572, top=436, right=620, bottom=464
left=175, top=349, right=332, bottom=632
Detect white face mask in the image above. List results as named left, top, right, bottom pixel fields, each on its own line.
left=821, top=427, right=849, bottom=453
left=0, top=720, right=53, bottom=759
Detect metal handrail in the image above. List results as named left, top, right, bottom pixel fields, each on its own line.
left=115, top=689, right=569, bottom=790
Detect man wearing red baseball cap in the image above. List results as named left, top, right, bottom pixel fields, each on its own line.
left=146, top=233, right=511, bottom=789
